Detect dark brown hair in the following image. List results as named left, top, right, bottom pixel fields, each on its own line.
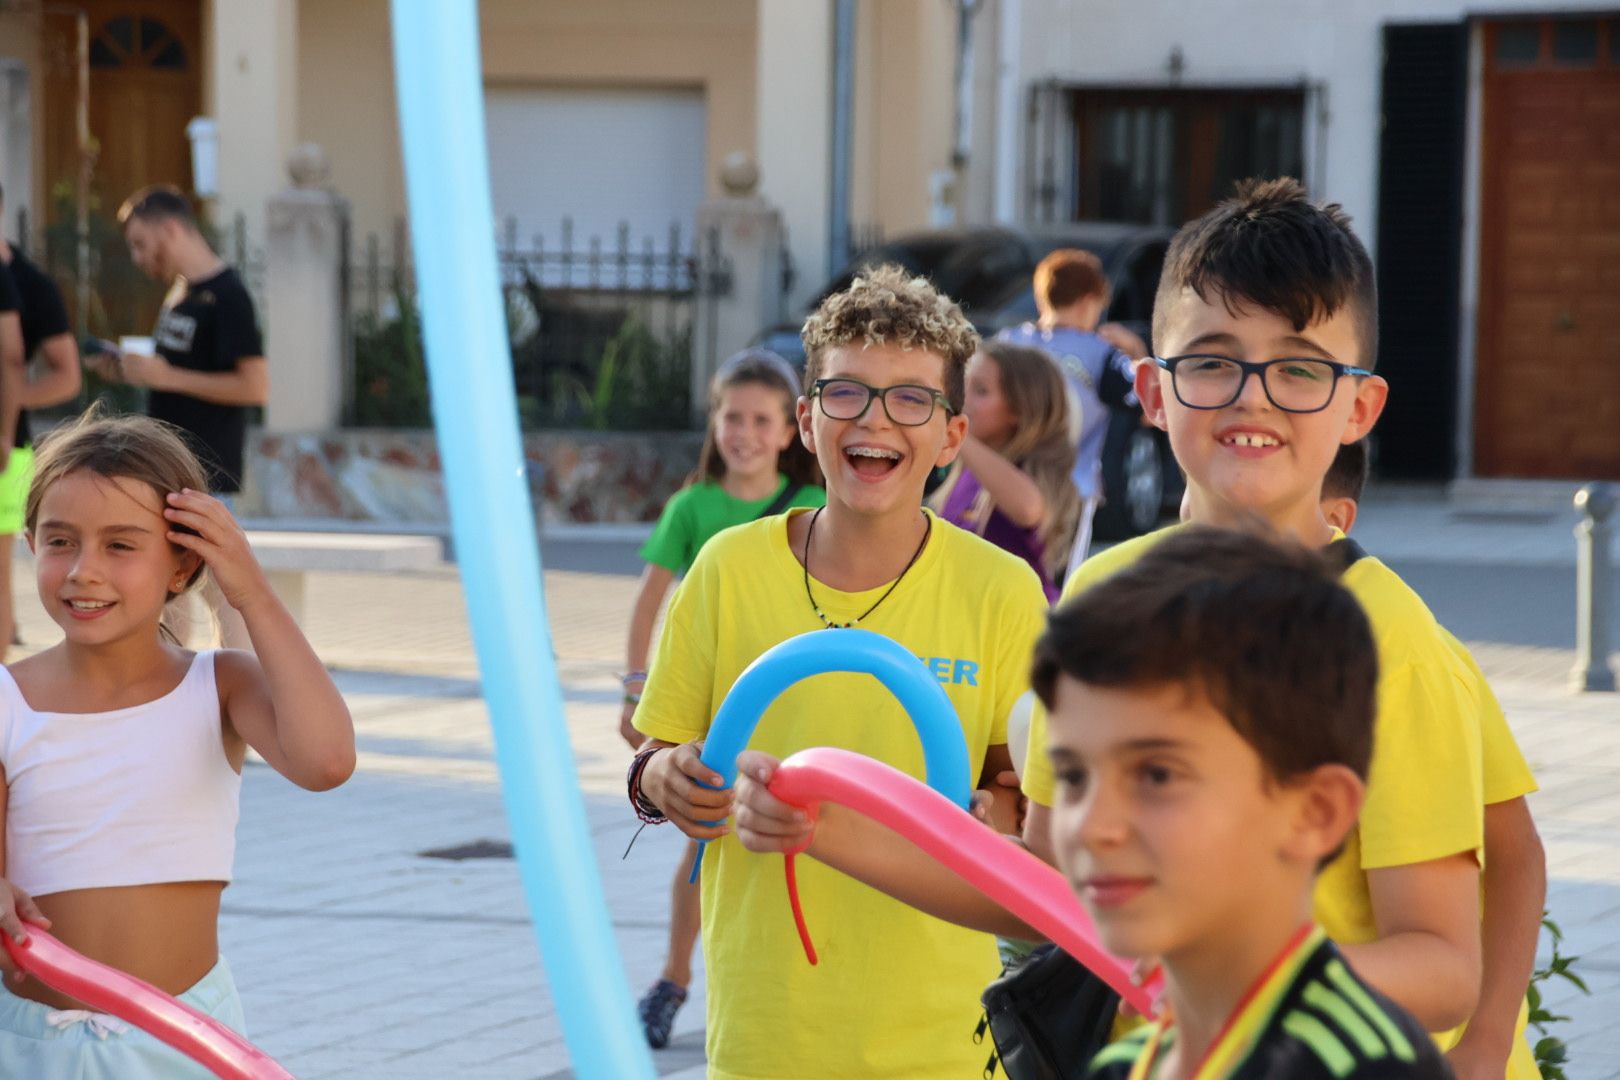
left=801, top=264, right=978, bottom=412
left=1032, top=525, right=1378, bottom=784
left=116, top=184, right=197, bottom=229
left=28, top=407, right=211, bottom=603
left=1322, top=440, right=1370, bottom=504
left=692, top=351, right=821, bottom=489
left=1153, top=178, right=1378, bottom=371
left=1034, top=249, right=1110, bottom=311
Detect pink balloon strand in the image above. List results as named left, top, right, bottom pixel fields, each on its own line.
left=3, top=925, right=295, bottom=1080
left=768, top=746, right=1162, bottom=1016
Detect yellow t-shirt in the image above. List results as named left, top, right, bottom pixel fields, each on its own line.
left=1023, top=525, right=1542, bottom=1078
left=636, top=508, right=1049, bottom=1080
left=1444, top=629, right=1538, bottom=805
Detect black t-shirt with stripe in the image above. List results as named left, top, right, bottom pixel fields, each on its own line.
left=1087, top=935, right=1453, bottom=1079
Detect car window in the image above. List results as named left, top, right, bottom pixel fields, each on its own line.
left=928, top=239, right=1034, bottom=312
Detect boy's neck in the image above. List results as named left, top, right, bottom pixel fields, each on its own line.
left=1158, top=898, right=1316, bottom=1078
left=792, top=501, right=929, bottom=592
left=1182, top=486, right=1337, bottom=549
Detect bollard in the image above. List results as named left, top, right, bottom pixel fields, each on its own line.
left=1570, top=483, right=1616, bottom=693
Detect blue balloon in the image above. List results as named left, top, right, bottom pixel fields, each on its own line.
left=693, top=628, right=973, bottom=878
left=389, top=5, right=654, bottom=1078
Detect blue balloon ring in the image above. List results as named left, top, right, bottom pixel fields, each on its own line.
left=690, top=628, right=973, bottom=879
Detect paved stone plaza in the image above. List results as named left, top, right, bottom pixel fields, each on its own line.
left=11, top=492, right=1618, bottom=1078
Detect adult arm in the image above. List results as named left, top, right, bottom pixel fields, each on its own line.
left=1448, top=797, right=1546, bottom=1076
left=956, top=435, right=1047, bottom=529
left=20, top=333, right=83, bottom=410
left=0, top=314, right=21, bottom=462
left=1340, top=853, right=1483, bottom=1032
left=620, top=563, right=677, bottom=748
left=120, top=353, right=268, bottom=406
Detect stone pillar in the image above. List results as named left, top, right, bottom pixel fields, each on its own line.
left=691, top=152, right=789, bottom=424
left=209, top=0, right=298, bottom=242
left=266, top=144, right=350, bottom=433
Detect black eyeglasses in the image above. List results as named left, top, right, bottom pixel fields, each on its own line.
left=809, top=378, right=954, bottom=427
left=1153, top=355, right=1373, bottom=414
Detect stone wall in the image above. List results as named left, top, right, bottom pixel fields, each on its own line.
left=239, top=428, right=705, bottom=526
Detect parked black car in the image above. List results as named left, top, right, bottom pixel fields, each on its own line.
left=755, top=222, right=1181, bottom=540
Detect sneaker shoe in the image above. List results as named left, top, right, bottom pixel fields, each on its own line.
left=637, top=978, right=688, bottom=1049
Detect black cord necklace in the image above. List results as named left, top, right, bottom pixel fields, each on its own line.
left=801, top=506, right=931, bottom=630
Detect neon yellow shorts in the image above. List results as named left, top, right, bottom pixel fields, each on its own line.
left=0, top=445, right=31, bottom=535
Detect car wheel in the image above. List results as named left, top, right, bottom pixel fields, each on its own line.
left=1094, top=416, right=1158, bottom=542
left=1121, top=427, right=1165, bottom=536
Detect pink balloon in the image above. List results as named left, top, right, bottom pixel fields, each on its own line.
left=3, top=924, right=295, bottom=1080
left=768, top=746, right=1163, bottom=1017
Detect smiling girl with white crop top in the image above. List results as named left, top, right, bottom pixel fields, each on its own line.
left=0, top=410, right=355, bottom=1077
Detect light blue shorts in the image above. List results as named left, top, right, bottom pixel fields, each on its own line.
left=0, top=954, right=248, bottom=1079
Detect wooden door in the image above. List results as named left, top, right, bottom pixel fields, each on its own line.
left=41, top=0, right=202, bottom=333
left=1475, top=17, right=1620, bottom=480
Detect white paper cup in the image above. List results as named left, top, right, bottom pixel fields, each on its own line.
left=118, top=336, right=155, bottom=355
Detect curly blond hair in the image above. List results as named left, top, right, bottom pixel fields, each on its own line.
left=800, top=264, right=979, bottom=411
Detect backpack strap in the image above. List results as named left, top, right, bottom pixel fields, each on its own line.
left=755, top=482, right=802, bottom=521
left=1324, top=536, right=1369, bottom=576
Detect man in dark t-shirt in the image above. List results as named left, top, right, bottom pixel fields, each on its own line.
left=0, top=235, right=20, bottom=468
left=107, top=184, right=267, bottom=495
left=105, top=184, right=267, bottom=650
left=0, top=180, right=85, bottom=656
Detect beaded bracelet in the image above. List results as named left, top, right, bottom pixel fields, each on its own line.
left=621, top=670, right=649, bottom=687
left=626, top=745, right=667, bottom=825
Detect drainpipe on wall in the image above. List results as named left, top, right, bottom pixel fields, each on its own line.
left=827, top=0, right=855, bottom=277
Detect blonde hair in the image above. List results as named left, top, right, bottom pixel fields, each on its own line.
left=27, top=408, right=212, bottom=611
left=801, top=264, right=979, bottom=411
left=936, top=341, right=1081, bottom=576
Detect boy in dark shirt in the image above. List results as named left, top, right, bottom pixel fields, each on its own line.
left=0, top=181, right=84, bottom=656
left=1032, top=526, right=1451, bottom=1079
left=106, top=184, right=267, bottom=497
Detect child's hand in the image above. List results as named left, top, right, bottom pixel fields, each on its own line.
left=971, top=769, right=1026, bottom=835
left=734, top=751, right=816, bottom=855
left=0, top=880, right=50, bottom=985
left=163, top=490, right=273, bottom=612
left=619, top=702, right=647, bottom=751
left=642, top=740, right=732, bottom=840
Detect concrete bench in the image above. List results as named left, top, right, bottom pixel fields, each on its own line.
left=246, top=531, right=444, bottom=624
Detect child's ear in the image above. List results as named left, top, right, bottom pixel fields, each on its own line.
left=1342, top=375, right=1388, bottom=443
left=172, top=548, right=204, bottom=593
left=1284, top=764, right=1365, bottom=866
left=1134, top=362, right=1170, bottom=432
left=934, top=411, right=969, bottom=468
left=797, top=397, right=816, bottom=454
left=24, top=531, right=35, bottom=555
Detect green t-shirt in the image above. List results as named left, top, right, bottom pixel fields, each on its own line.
left=639, top=476, right=825, bottom=575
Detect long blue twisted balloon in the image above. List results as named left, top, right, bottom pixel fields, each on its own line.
left=390, top=5, right=655, bottom=1076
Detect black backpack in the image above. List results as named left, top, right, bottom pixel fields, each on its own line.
left=976, top=944, right=1121, bottom=1080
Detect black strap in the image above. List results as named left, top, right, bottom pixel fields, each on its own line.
left=755, top=482, right=802, bottom=520
left=1324, top=536, right=1369, bottom=575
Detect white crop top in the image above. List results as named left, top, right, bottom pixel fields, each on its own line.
left=0, top=652, right=242, bottom=898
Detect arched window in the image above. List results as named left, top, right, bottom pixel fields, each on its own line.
left=89, top=16, right=188, bottom=71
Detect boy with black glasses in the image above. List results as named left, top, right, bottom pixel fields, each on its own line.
left=631, top=266, right=1049, bottom=1078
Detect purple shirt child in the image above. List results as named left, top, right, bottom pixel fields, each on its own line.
left=940, top=469, right=1058, bottom=603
